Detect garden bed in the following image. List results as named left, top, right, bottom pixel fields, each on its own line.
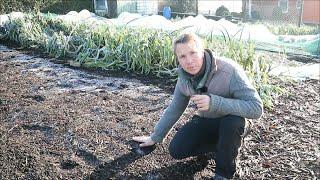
left=0, top=44, right=319, bottom=179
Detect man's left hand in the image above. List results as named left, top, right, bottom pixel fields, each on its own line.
left=190, top=95, right=210, bottom=111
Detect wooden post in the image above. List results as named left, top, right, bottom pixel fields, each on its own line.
left=92, top=0, right=96, bottom=14
left=248, top=0, right=252, bottom=19
left=242, top=0, right=247, bottom=21
left=195, top=0, right=198, bottom=15
left=298, top=0, right=304, bottom=27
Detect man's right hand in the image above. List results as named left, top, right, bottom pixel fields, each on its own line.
left=132, top=136, right=156, bottom=147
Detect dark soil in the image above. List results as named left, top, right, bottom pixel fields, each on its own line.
left=0, top=44, right=319, bottom=179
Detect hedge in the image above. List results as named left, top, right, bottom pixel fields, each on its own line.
left=0, top=0, right=93, bottom=15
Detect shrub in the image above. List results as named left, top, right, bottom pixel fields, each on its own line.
left=215, top=5, right=230, bottom=17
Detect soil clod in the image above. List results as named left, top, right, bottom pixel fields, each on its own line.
left=60, top=159, right=79, bottom=170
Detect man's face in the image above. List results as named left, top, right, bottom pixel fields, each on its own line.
left=175, top=40, right=204, bottom=75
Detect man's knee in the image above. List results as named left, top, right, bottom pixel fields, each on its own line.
left=220, top=115, right=245, bottom=137
left=221, top=115, right=245, bottom=129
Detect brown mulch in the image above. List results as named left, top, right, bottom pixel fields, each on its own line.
left=0, top=44, right=319, bottom=179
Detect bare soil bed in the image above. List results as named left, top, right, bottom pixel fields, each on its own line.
left=0, top=44, right=319, bottom=179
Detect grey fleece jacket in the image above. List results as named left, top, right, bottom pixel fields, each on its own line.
left=151, top=49, right=263, bottom=143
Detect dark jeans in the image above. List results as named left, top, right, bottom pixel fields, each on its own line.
left=169, top=115, right=245, bottom=179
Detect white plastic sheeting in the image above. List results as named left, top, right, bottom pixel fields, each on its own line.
left=270, top=63, right=320, bottom=81
left=0, top=10, right=314, bottom=45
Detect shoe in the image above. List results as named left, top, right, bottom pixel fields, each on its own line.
left=212, top=174, right=230, bottom=180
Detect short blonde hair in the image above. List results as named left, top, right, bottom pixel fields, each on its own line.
left=173, top=33, right=204, bottom=56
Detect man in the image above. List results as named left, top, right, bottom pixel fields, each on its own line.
left=133, top=33, right=263, bottom=179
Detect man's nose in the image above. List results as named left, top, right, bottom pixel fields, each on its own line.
left=185, top=56, right=193, bottom=65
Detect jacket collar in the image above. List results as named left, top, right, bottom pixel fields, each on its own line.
left=204, top=49, right=217, bottom=88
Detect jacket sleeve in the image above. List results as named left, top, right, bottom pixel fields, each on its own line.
left=151, top=82, right=190, bottom=143
left=208, top=67, right=263, bottom=119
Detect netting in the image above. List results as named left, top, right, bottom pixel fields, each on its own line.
left=242, top=0, right=320, bottom=58
left=157, top=0, right=320, bottom=58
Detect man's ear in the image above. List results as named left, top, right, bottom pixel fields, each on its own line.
left=200, top=50, right=205, bottom=59
left=175, top=56, right=180, bottom=65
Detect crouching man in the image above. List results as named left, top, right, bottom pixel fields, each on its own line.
left=133, top=33, right=263, bottom=179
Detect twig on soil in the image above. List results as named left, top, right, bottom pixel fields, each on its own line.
left=8, top=121, right=22, bottom=133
